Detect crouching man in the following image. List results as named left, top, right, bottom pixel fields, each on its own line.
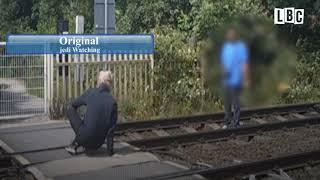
left=65, top=71, right=117, bottom=155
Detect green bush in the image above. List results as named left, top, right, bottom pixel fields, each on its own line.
left=118, top=26, right=222, bottom=120
left=280, top=51, right=320, bottom=104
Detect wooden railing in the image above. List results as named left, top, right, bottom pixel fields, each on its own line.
left=45, top=53, right=154, bottom=118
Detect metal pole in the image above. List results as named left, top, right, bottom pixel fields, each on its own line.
left=105, top=0, right=108, bottom=34
left=94, top=0, right=115, bottom=34
left=44, top=52, right=48, bottom=114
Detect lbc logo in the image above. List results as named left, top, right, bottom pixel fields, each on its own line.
left=274, top=8, right=304, bottom=24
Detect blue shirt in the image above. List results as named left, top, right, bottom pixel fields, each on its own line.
left=220, top=40, right=248, bottom=87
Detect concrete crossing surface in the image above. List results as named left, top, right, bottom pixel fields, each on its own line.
left=0, top=121, right=205, bottom=180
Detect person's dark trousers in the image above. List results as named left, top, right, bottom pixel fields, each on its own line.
left=223, top=86, right=241, bottom=128
left=106, top=126, right=115, bottom=156
left=66, top=106, right=82, bottom=142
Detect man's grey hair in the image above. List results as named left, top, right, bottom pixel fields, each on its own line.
left=98, top=71, right=113, bottom=86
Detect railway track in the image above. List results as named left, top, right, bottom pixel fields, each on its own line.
left=127, top=115, right=320, bottom=150
left=0, top=154, right=22, bottom=179
left=135, top=121, right=320, bottom=179
left=137, top=149, right=320, bottom=180
left=1, top=102, right=319, bottom=156
left=1, top=102, right=320, bottom=180
left=115, top=102, right=320, bottom=141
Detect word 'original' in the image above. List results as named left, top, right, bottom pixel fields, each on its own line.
left=59, top=37, right=99, bottom=47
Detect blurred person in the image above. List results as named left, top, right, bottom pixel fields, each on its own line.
left=65, top=71, right=118, bottom=155
left=220, top=26, right=249, bottom=128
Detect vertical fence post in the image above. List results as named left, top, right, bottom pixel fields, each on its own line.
left=74, top=54, right=78, bottom=97
left=113, top=54, right=117, bottom=98
left=80, top=54, right=84, bottom=94
left=139, top=54, right=143, bottom=98
left=68, top=54, right=72, bottom=99
left=128, top=54, right=133, bottom=100
left=118, top=54, right=123, bottom=101
left=124, top=54, right=128, bottom=100
left=50, top=54, right=54, bottom=104
left=91, top=54, right=95, bottom=88
left=150, top=54, right=154, bottom=91
left=134, top=54, right=138, bottom=99
left=61, top=54, right=66, bottom=100
left=44, top=54, right=48, bottom=114
left=144, top=54, right=147, bottom=93
left=55, top=55, right=59, bottom=104
left=85, top=54, right=89, bottom=89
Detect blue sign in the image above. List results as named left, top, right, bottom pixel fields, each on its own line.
left=6, top=34, right=154, bottom=54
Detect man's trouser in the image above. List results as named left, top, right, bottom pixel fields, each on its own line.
left=223, top=86, right=241, bottom=127
left=66, top=106, right=114, bottom=155
left=106, top=126, right=115, bottom=155
left=67, top=106, right=82, bottom=139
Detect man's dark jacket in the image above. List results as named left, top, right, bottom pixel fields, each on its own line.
left=72, top=84, right=117, bottom=149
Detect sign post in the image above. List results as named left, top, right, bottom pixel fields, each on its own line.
left=94, top=0, right=115, bottom=34
left=75, top=15, right=85, bottom=82
left=76, top=15, right=85, bottom=34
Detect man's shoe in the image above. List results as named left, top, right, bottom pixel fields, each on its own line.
left=222, top=125, right=228, bottom=129
left=65, top=141, right=80, bottom=155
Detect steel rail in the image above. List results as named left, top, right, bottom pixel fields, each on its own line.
left=115, top=102, right=319, bottom=132
left=136, top=149, right=320, bottom=180
left=0, top=103, right=319, bottom=156
left=3, top=108, right=320, bottom=156
left=128, top=115, right=320, bottom=149
left=0, top=102, right=317, bottom=136
left=0, top=156, right=12, bottom=169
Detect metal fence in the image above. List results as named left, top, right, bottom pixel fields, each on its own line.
left=0, top=41, right=154, bottom=119
left=0, top=43, right=46, bottom=119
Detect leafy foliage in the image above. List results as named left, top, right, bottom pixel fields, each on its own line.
left=116, top=0, right=192, bottom=33
left=0, top=0, right=93, bottom=40
left=152, top=27, right=209, bottom=116
left=281, top=51, right=320, bottom=103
